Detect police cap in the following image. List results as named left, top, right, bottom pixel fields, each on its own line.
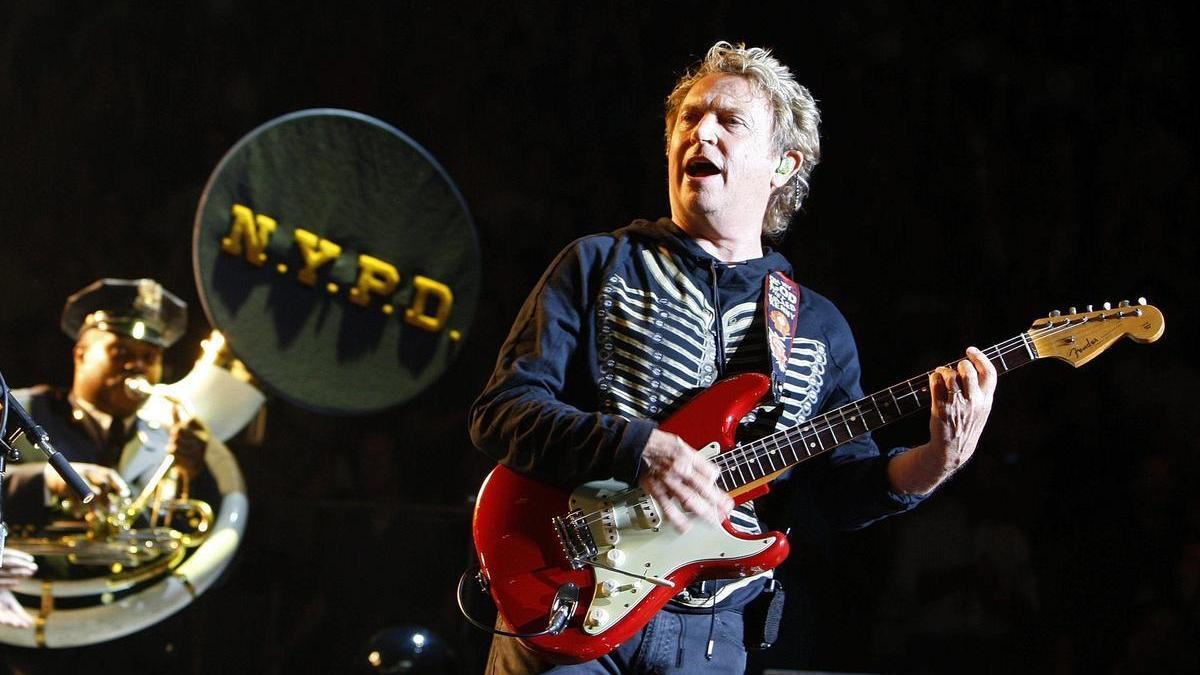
left=60, top=278, right=187, bottom=348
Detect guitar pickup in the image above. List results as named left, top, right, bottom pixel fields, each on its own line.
left=635, top=499, right=661, bottom=529
left=596, top=505, right=620, bottom=546
left=552, top=510, right=597, bottom=568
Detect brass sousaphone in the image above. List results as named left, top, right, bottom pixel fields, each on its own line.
left=0, top=109, right=479, bottom=647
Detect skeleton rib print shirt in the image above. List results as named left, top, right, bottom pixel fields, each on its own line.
left=469, top=219, right=925, bottom=607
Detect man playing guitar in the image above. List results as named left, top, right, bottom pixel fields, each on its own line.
left=469, top=41, right=996, bottom=674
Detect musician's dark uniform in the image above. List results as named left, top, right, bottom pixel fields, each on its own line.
left=470, top=219, right=929, bottom=673
left=4, top=386, right=138, bottom=527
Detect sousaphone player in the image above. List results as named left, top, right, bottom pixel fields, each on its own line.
left=1, top=278, right=217, bottom=672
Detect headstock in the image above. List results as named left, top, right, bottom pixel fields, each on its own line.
left=1027, top=299, right=1164, bottom=368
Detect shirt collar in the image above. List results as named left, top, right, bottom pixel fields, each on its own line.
left=71, top=394, right=136, bottom=436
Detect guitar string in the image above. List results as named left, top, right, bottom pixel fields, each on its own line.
left=565, top=317, right=1095, bottom=531
left=564, top=332, right=1022, bottom=533
left=564, top=313, right=1135, bottom=531
left=713, top=342, right=1009, bottom=476
left=565, top=316, right=1094, bottom=532
left=711, top=314, right=1121, bottom=479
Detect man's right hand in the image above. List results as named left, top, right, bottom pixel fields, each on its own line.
left=637, top=429, right=734, bottom=533
left=43, top=462, right=129, bottom=500
left=0, top=549, right=37, bottom=587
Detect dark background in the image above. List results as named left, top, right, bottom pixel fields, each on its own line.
left=1, top=2, right=1196, bottom=673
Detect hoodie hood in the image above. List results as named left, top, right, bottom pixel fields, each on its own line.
left=618, top=217, right=794, bottom=293
left=619, top=218, right=796, bottom=273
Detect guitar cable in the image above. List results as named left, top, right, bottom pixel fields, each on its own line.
left=456, top=565, right=579, bottom=638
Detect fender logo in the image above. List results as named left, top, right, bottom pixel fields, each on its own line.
left=1068, top=336, right=1098, bottom=359
left=219, top=203, right=458, bottom=339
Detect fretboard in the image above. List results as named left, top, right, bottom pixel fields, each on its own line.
left=715, top=332, right=1039, bottom=493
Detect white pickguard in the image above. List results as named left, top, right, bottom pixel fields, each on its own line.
left=569, top=444, right=777, bottom=635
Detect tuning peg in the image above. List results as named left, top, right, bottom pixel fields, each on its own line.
left=1086, top=304, right=1094, bottom=312
left=1138, top=296, right=1147, bottom=305
left=1069, top=306, right=1077, bottom=314
left=1103, top=301, right=1112, bottom=310
left=1049, top=309, right=1061, bottom=318
left=1119, top=300, right=1131, bottom=307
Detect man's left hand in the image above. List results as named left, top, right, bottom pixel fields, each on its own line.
left=167, top=412, right=210, bottom=481
left=889, top=346, right=997, bottom=495
left=0, top=548, right=37, bottom=627
left=0, top=590, right=33, bottom=628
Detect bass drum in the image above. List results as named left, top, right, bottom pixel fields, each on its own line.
left=0, top=438, right=247, bottom=648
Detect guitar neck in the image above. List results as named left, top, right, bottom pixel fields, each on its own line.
left=716, top=332, right=1038, bottom=493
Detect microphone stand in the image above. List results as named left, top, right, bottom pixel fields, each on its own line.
left=0, top=436, right=12, bottom=563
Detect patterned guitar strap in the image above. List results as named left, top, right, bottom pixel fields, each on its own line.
left=764, top=271, right=801, bottom=403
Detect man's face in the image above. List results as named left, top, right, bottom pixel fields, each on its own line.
left=72, top=329, right=163, bottom=418
left=668, top=73, right=783, bottom=235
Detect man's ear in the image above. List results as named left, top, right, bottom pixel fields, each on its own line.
left=72, top=331, right=92, bottom=366
left=770, top=150, right=804, bottom=189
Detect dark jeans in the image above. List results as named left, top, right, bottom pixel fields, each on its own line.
left=486, top=609, right=747, bottom=674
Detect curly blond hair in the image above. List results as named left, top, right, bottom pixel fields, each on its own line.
left=665, top=41, right=822, bottom=239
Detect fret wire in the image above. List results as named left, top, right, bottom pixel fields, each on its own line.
left=827, top=418, right=842, bottom=445
left=793, top=424, right=814, bottom=457
left=729, top=443, right=751, bottom=485
left=766, top=436, right=783, bottom=472
left=778, top=429, right=796, bottom=463
left=747, top=440, right=763, bottom=479
left=1021, top=332, right=1036, bottom=360
left=800, top=425, right=815, bottom=456
left=732, top=449, right=749, bottom=485
left=872, top=393, right=888, bottom=426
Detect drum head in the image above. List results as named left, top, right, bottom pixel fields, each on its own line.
left=193, top=110, right=479, bottom=414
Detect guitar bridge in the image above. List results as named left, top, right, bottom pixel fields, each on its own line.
left=552, top=510, right=597, bottom=569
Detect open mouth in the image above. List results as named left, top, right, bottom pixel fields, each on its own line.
left=684, top=156, right=721, bottom=178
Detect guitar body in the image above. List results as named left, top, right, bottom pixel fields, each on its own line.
left=473, top=373, right=790, bottom=663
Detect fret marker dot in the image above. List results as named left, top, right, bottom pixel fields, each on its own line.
left=810, top=442, right=816, bottom=448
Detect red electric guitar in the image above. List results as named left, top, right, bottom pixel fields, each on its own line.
left=471, top=302, right=1164, bottom=663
